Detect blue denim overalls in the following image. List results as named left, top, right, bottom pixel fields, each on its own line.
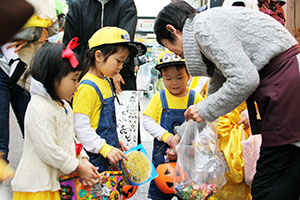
left=148, top=89, right=195, bottom=200
left=80, top=77, right=120, bottom=172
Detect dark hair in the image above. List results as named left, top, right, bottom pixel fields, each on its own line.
left=25, top=42, right=85, bottom=101
left=84, top=44, right=129, bottom=69
left=154, top=0, right=199, bottom=46
left=159, top=64, right=189, bottom=75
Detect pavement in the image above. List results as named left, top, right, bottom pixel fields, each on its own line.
left=0, top=94, right=177, bottom=200
left=3, top=94, right=299, bottom=200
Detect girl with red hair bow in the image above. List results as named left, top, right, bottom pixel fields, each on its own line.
left=11, top=39, right=99, bottom=200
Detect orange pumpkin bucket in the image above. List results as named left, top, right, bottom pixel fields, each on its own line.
left=122, top=184, right=138, bottom=199
left=155, top=162, right=177, bottom=194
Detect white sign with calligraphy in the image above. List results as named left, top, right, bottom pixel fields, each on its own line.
left=115, top=90, right=139, bottom=149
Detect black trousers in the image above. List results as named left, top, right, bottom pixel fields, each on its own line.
left=251, top=144, right=300, bottom=200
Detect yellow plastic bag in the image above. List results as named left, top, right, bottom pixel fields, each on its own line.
left=211, top=108, right=252, bottom=200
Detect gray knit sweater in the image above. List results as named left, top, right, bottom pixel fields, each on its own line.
left=183, top=7, right=297, bottom=122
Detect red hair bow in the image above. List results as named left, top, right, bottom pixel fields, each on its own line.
left=62, top=37, right=80, bottom=68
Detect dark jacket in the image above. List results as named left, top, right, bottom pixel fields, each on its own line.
left=63, top=0, right=138, bottom=90
left=63, top=0, right=137, bottom=56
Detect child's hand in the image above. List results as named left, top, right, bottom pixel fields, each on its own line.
left=119, top=140, right=128, bottom=152
left=75, top=159, right=99, bottom=187
left=107, top=147, right=128, bottom=164
left=6, top=40, right=28, bottom=52
left=0, top=153, right=15, bottom=181
left=166, top=134, right=181, bottom=150
left=166, top=148, right=177, bottom=161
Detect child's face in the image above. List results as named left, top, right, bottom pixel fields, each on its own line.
left=162, top=66, right=190, bottom=97
left=95, top=47, right=130, bottom=78
left=55, top=71, right=81, bottom=101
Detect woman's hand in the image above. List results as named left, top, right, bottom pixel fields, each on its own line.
left=106, top=147, right=128, bottom=164
left=112, top=73, right=125, bottom=95
left=184, top=104, right=204, bottom=123
left=75, top=159, right=99, bottom=186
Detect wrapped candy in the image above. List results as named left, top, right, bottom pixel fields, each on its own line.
left=175, top=182, right=218, bottom=200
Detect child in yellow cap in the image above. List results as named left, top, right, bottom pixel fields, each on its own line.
left=143, top=50, right=204, bottom=200
left=73, top=27, right=147, bottom=172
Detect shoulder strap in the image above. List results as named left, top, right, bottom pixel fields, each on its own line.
left=80, top=80, right=104, bottom=102
left=160, top=90, right=169, bottom=109
left=7, top=58, right=27, bottom=86
left=104, top=77, right=114, bottom=94
left=187, top=90, right=196, bottom=107
left=246, top=96, right=261, bottom=135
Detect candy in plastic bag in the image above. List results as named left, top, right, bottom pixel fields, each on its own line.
left=174, top=120, right=227, bottom=200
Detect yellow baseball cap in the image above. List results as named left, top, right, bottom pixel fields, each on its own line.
left=155, top=50, right=185, bottom=70
left=88, top=26, right=147, bottom=57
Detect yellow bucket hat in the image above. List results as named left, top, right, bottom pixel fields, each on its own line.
left=155, top=50, right=185, bottom=70
left=88, top=26, right=147, bottom=57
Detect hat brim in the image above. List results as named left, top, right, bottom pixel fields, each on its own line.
left=126, top=42, right=147, bottom=57
left=91, top=41, right=147, bottom=57
left=155, top=61, right=186, bottom=70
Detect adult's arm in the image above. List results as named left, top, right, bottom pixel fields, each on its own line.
left=63, top=0, right=80, bottom=45
left=194, top=22, right=260, bottom=122
left=117, top=0, right=137, bottom=41
left=12, top=27, right=43, bottom=42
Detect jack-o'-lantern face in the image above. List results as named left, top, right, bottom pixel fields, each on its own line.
left=122, top=185, right=138, bottom=199
left=155, top=162, right=177, bottom=194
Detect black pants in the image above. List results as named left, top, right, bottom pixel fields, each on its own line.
left=251, top=144, right=300, bottom=200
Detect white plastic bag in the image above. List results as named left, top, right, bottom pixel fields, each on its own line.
left=242, top=134, right=262, bottom=186
left=174, top=120, right=227, bottom=200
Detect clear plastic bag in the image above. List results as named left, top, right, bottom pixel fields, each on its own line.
left=174, top=120, right=227, bottom=200
left=136, top=62, right=159, bottom=93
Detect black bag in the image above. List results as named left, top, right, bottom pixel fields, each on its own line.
left=8, top=58, right=27, bottom=87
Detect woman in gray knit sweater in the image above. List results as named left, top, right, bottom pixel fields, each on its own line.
left=154, top=1, right=300, bottom=200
